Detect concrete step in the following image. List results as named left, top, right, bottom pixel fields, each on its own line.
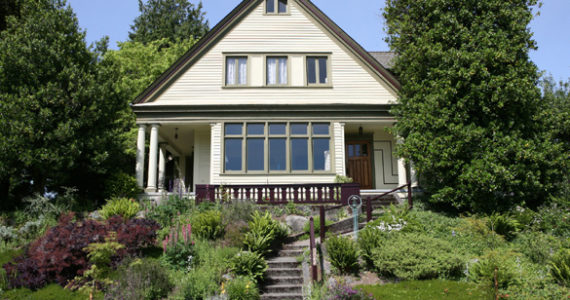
left=266, top=268, right=302, bottom=277
left=282, top=244, right=307, bottom=250
left=277, top=249, right=304, bottom=257
left=265, top=276, right=303, bottom=285
left=267, top=257, right=300, bottom=269
left=261, top=293, right=303, bottom=300
left=264, top=284, right=303, bottom=294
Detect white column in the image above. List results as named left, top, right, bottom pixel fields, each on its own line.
left=135, top=125, right=146, bottom=188
left=397, top=137, right=408, bottom=186
left=339, top=122, right=346, bottom=176
left=146, top=124, right=160, bottom=192
left=158, top=144, right=167, bottom=192
left=410, top=161, right=419, bottom=187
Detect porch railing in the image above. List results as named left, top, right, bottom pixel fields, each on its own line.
left=364, top=182, right=413, bottom=222
left=195, top=183, right=360, bottom=205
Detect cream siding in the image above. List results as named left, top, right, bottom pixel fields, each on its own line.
left=142, top=1, right=397, bottom=106
left=193, top=126, right=211, bottom=190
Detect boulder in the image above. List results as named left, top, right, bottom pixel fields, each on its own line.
left=88, top=210, right=103, bottom=221
left=285, top=215, right=308, bottom=233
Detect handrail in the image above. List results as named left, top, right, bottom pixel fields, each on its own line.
left=364, top=182, right=413, bottom=222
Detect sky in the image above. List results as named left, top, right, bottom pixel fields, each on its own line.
left=67, top=0, right=570, bottom=82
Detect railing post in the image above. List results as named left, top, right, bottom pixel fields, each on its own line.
left=195, top=185, right=205, bottom=204
left=366, top=197, right=372, bottom=222
left=340, top=183, right=360, bottom=205
left=407, top=182, right=413, bottom=210
left=319, top=206, right=325, bottom=243
left=309, top=217, right=317, bottom=282
left=207, top=185, right=216, bottom=202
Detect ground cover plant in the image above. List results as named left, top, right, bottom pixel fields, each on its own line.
left=356, top=280, right=491, bottom=300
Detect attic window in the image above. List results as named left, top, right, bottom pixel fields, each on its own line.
left=266, top=0, right=287, bottom=14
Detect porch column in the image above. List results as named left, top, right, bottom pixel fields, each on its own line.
left=146, top=124, right=160, bottom=192
left=339, top=123, right=346, bottom=176
left=135, top=124, right=146, bottom=188
left=397, top=137, right=408, bottom=187
left=158, top=144, right=167, bottom=192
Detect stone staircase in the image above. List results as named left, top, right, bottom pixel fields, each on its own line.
left=261, top=244, right=305, bottom=300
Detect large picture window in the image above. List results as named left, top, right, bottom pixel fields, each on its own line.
left=223, top=122, right=331, bottom=173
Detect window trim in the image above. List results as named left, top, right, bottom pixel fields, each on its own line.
left=264, top=55, right=290, bottom=87
left=223, top=55, right=249, bottom=87
left=305, top=55, right=332, bottom=87
left=222, top=121, right=334, bottom=174
left=264, top=0, right=290, bottom=15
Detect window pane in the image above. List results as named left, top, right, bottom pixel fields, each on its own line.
left=318, top=58, right=327, bottom=84
left=291, top=123, right=307, bottom=135
left=291, top=138, right=308, bottom=170
left=278, top=0, right=287, bottom=13
left=266, top=0, right=274, bottom=13
left=307, top=58, right=316, bottom=84
left=278, top=58, right=287, bottom=84
left=269, top=123, right=286, bottom=135
left=348, top=145, right=354, bottom=157
left=225, top=139, right=242, bottom=171
left=238, top=58, right=247, bottom=85
left=312, top=123, right=329, bottom=135
left=247, top=138, right=264, bottom=171
left=313, top=138, right=330, bottom=171
left=226, top=58, right=235, bottom=85
left=247, top=123, right=264, bottom=135
left=269, top=138, right=286, bottom=171
left=225, top=123, right=242, bottom=135
left=267, top=58, right=276, bottom=85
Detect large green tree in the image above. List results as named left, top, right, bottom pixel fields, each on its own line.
left=0, top=0, right=19, bottom=32
left=384, top=0, right=565, bottom=212
left=128, top=0, right=208, bottom=44
left=0, top=0, right=131, bottom=207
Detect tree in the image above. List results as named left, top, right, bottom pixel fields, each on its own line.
left=383, top=0, right=565, bottom=212
left=128, top=0, right=208, bottom=44
left=0, top=0, right=131, bottom=207
left=0, top=0, right=19, bottom=32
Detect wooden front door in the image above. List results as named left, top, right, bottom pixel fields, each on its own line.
left=346, top=141, right=373, bottom=189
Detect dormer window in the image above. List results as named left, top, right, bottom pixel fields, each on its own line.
left=266, top=0, right=287, bottom=14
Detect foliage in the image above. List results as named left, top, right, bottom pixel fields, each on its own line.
left=468, top=249, right=521, bottom=289
left=356, top=280, right=491, bottom=300
left=2, top=283, right=97, bottom=300
left=104, top=258, right=173, bottom=300
left=0, top=0, right=132, bottom=207
left=103, top=172, right=141, bottom=199
left=3, top=214, right=159, bottom=290
left=384, top=0, right=566, bottom=213
left=243, top=211, right=288, bottom=256
left=193, top=210, right=224, bottom=240
left=328, top=279, right=374, bottom=300
left=372, top=233, right=464, bottom=280
left=221, top=201, right=258, bottom=224
left=549, top=248, right=570, bottom=286
left=326, top=236, right=360, bottom=275
left=144, top=195, right=193, bottom=228
left=487, top=213, right=520, bottom=241
left=334, top=175, right=354, bottom=183
left=129, top=0, right=208, bottom=44
left=224, top=276, right=260, bottom=300
left=534, top=203, right=570, bottom=237
left=513, top=231, right=561, bottom=264
left=371, top=204, right=422, bottom=232
left=0, top=226, right=17, bottom=244
left=23, top=193, right=66, bottom=221
left=453, top=216, right=506, bottom=255
left=161, top=223, right=195, bottom=271
left=177, top=266, right=220, bottom=300
left=228, top=251, right=267, bottom=283
left=100, top=197, right=140, bottom=220
left=222, top=221, right=248, bottom=248
left=303, top=216, right=333, bottom=237
left=358, top=225, right=386, bottom=269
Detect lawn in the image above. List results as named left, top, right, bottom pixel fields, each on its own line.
left=356, top=280, right=491, bottom=300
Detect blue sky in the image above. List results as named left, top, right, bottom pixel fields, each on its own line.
left=68, top=0, right=570, bottom=82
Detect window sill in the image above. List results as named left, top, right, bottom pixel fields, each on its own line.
left=222, top=85, right=333, bottom=89
left=219, top=172, right=337, bottom=176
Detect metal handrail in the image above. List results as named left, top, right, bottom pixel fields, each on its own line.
left=364, top=182, right=413, bottom=222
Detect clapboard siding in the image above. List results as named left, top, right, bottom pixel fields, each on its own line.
left=193, top=127, right=211, bottom=190
left=144, top=1, right=397, bottom=106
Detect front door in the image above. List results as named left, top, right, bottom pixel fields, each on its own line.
left=346, top=141, right=373, bottom=189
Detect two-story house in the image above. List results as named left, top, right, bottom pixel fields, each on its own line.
left=132, top=0, right=415, bottom=201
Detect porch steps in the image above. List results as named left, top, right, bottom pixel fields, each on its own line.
left=261, top=244, right=305, bottom=300
left=360, top=194, right=399, bottom=210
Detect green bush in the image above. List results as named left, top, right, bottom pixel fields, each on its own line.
left=356, top=280, right=491, bottom=300
left=222, top=221, right=248, bottom=248
left=534, top=204, right=570, bottom=237
left=100, top=197, right=140, bottom=220
left=303, top=216, right=333, bottom=236
left=372, top=233, right=464, bottom=280
left=179, top=266, right=220, bottom=299
left=106, top=258, right=173, bottom=300
left=468, top=249, right=520, bottom=289
left=326, top=235, right=359, bottom=274
left=487, top=213, right=520, bottom=241
left=2, top=284, right=94, bottom=300
left=193, top=210, right=225, bottom=240
left=229, top=251, right=267, bottom=283
left=162, top=241, right=195, bottom=270
left=358, top=225, right=386, bottom=269
left=104, top=172, right=141, bottom=199
left=243, top=211, right=288, bottom=256
left=144, top=195, right=194, bottom=228
left=513, top=231, right=561, bottom=264
left=225, top=276, right=260, bottom=300
left=549, top=248, right=570, bottom=286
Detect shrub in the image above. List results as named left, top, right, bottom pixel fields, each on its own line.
left=103, top=172, right=141, bottom=199
left=358, top=226, right=386, bottom=269
left=229, top=251, right=267, bottom=283
left=487, top=213, right=520, bottom=241
left=105, top=258, right=173, bottom=300
left=224, top=276, right=260, bottom=300
left=178, top=266, right=220, bottom=300
left=222, top=221, right=248, bottom=248
left=326, top=236, right=359, bottom=275
left=549, top=248, right=570, bottom=286
left=468, top=249, right=520, bottom=289
left=513, top=231, right=561, bottom=264
left=193, top=210, right=224, bottom=240
left=303, top=216, right=333, bottom=237
left=534, top=204, right=570, bottom=237
left=0, top=226, right=17, bottom=244
left=372, top=233, right=464, bottom=280
left=100, top=197, right=140, bottom=220
left=222, top=202, right=257, bottom=224
left=243, top=211, right=288, bottom=256
left=356, top=280, right=491, bottom=300
left=144, top=195, right=194, bottom=228
left=107, top=217, right=160, bottom=255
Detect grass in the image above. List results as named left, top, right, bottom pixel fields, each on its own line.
left=0, top=248, right=23, bottom=266
left=2, top=284, right=103, bottom=300
left=356, top=280, right=492, bottom=300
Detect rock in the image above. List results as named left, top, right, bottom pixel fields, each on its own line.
left=136, top=210, right=146, bottom=219
left=88, top=210, right=103, bottom=221
left=286, top=215, right=309, bottom=233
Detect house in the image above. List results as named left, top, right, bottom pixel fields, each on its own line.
left=132, top=0, right=417, bottom=201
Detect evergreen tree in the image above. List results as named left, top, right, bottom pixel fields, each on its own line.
left=128, top=0, right=209, bottom=44
left=383, top=0, right=565, bottom=212
left=0, top=0, right=19, bottom=32
left=0, top=0, right=131, bottom=207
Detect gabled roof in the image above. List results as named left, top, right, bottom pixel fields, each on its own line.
left=369, top=51, right=396, bottom=70
left=133, top=0, right=401, bottom=105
